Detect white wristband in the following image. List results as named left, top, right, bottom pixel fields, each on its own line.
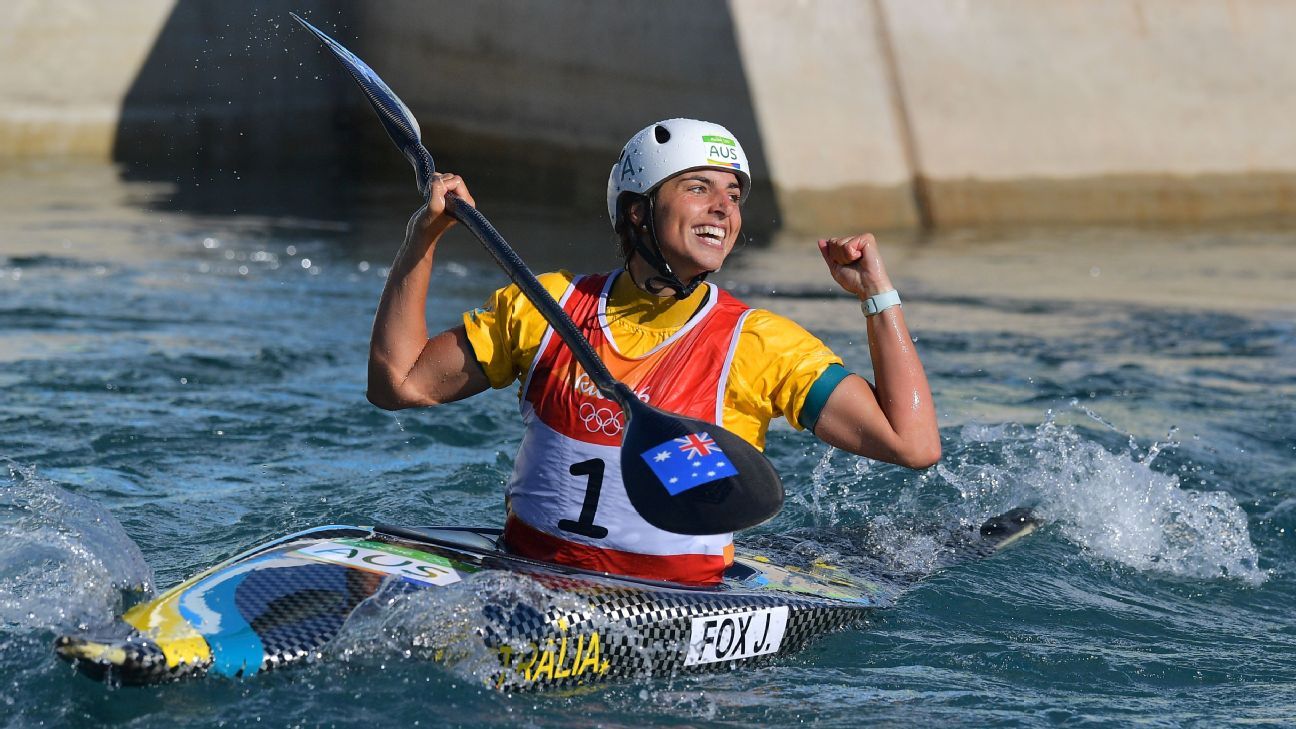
left=860, top=289, right=901, bottom=316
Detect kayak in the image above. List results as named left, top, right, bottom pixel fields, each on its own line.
left=55, top=509, right=1038, bottom=690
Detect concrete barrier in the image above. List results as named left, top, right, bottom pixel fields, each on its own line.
left=881, top=0, right=1296, bottom=226
left=0, top=0, right=175, bottom=157
left=3, top=0, right=1294, bottom=229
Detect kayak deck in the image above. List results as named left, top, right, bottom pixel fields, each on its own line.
left=56, top=510, right=1037, bottom=690
left=55, top=525, right=878, bottom=689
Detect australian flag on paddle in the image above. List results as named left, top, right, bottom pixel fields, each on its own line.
left=640, top=432, right=740, bottom=496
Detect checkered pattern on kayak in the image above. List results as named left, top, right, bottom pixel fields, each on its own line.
left=55, top=526, right=874, bottom=688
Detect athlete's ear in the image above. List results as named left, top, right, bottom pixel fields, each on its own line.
left=626, top=198, right=647, bottom=227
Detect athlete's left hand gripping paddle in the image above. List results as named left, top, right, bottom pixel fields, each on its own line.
left=291, top=13, right=782, bottom=535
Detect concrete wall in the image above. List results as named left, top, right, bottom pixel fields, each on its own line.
left=343, top=0, right=777, bottom=222
left=0, top=0, right=174, bottom=157
left=3, top=0, right=1295, bottom=229
left=881, top=0, right=1296, bottom=226
left=729, top=0, right=921, bottom=230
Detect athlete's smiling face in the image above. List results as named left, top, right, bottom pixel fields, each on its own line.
left=638, top=169, right=743, bottom=285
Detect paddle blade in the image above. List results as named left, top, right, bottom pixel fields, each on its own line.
left=619, top=398, right=783, bottom=535
left=289, top=12, right=436, bottom=197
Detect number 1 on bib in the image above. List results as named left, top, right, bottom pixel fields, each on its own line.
left=557, top=458, right=610, bottom=539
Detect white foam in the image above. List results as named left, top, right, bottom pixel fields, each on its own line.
left=329, top=570, right=648, bottom=688
left=938, top=409, right=1266, bottom=585
left=0, top=461, right=154, bottom=631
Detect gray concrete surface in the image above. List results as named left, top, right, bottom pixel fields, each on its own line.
left=3, top=0, right=1295, bottom=230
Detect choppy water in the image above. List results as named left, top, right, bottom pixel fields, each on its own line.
left=2, top=162, right=1294, bottom=727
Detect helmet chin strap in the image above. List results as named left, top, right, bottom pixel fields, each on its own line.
left=630, top=197, right=710, bottom=300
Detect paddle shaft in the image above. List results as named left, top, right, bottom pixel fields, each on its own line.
left=446, top=197, right=630, bottom=406
left=288, top=13, right=626, bottom=408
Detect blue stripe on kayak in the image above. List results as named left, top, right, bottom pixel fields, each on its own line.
left=179, top=559, right=271, bottom=678
left=205, top=571, right=265, bottom=677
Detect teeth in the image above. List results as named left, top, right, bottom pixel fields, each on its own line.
left=692, top=225, right=725, bottom=239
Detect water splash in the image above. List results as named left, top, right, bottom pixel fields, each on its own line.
left=0, top=460, right=153, bottom=632
left=938, top=409, right=1266, bottom=585
left=794, top=446, right=873, bottom=529
left=328, top=571, right=648, bottom=689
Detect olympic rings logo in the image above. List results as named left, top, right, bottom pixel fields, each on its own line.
left=579, top=402, right=624, bottom=436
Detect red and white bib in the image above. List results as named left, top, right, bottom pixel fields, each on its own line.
left=503, top=271, right=753, bottom=585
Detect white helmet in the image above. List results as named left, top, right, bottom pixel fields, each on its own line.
left=606, top=118, right=752, bottom=225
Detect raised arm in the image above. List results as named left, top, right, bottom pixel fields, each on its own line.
left=810, top=235, right=940, bottom=469
left=367, top=173, right=491, bottom=410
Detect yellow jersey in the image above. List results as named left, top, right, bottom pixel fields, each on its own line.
left=462, top=270, right=843, bottom=449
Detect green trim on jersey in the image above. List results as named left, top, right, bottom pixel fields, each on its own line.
left=798, top=363, right=851, bottom=431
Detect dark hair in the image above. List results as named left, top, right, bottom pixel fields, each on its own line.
left=613, top=192, right=649, bottom=261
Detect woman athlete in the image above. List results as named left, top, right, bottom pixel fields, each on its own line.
left=367, top=118, right=939, bottom=586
